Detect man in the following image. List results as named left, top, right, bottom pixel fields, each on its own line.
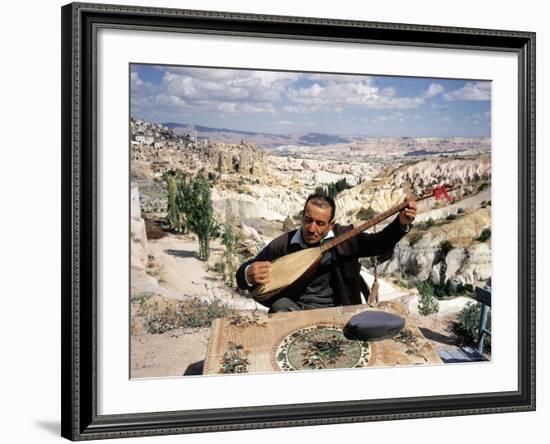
left=236, top=193, right=417, bottom=313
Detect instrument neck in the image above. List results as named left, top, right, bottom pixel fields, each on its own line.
left=319, top=189, right=443, bottom=253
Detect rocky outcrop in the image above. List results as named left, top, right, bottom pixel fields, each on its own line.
left=220, top=140, right=266, bottom=176
left=377, top=209, right=492, bottom=288
left=392, top=155, right=491, bottom=196
left=217, top=151, right=232, bottom=173
left=237, top=149, right=253, bottom=174
left=283, top=216, right=295, bottom=232
left=212, top=186, right=307, bottom=221
left=131, top=185, right=158, bottom=290
left=332, top=183, right=406, bottom=225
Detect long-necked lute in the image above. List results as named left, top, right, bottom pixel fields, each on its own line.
left=250, top=185, right=457, bottom=302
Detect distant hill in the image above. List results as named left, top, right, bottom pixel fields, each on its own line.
left=160, top=121, right=489, bottom=154
left=297, top=133, right=351, bottom=145
left=162, top=122, right=351, bottom=148
left=164, top=122, right=261, bottom=137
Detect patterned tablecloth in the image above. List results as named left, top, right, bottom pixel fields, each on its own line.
left=203, top=302, right=442, bottom=375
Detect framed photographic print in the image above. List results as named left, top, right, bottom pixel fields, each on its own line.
left=61, top=2, right=536, bottom=440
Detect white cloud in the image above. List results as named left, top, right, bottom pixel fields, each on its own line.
left=130, top=71, right=157, bottom=95
left=130, top=72, right=142, bottom=87
left=424, top=83, right=445, bottom=98
left=132, top=66, right=430, bottom=121
left=283, top=105, right=310, bottom=113
left=155, top=94, right=186, bottom=108
left=368, top=111, right=408, bottom=123
left=215, top=101, right=275, bottom=114
left=286, top=79, right=424, bottom=112
left=466, top=112, right=491, bottom=123
left=217, top=102, right=237, bottom=113
left=443, top=81, right=491, bottom=101
left=381, top=87, right=396, bottom=97
left=291, top=83, right=324, bottom=98
left=138, top=67, right=301, bottom=116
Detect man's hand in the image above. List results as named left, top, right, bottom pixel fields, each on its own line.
left=399, top=198, right=417, bottom=226
left=246, top=261, right=271, bottom=285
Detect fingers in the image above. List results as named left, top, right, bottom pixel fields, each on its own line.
left=247, top=261, right=271, bottom=284
left=400, top=198, right=417, bottom=224
left=404, top=198, right=417, bottom=213
left=402, top=208, right=416, bottom=221
left=254, top=269, right=270, bottom=284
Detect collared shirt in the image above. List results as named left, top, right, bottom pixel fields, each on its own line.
left=290, top=228, right=335, bottom=249
left=289, top=228, right=335, bottom=306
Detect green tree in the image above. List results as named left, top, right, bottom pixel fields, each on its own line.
left=182, top=174, right=219, bottom=260
left=416, top=281, right=439, bottom=316
left=315, top=178, right=353, bottom=198
left=221, top=202, right=239, bottom=287
left=452, top=302, right=491, bottom=354
left=478, top=227, right=491, bottom=242
left=164, top=172, right=219, bottom=260
left=164, top=173, right=187, bottom=233
left=436, top=241, right=454, bottom=297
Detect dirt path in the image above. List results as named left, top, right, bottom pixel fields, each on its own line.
left=131, top=327, right=210, bottom=378
left=147, top=233, right=263, bottom=311
left=131, top=232, right=266, bottom=379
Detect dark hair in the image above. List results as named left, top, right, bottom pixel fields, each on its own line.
left=303, top=193, right=336, bottom=222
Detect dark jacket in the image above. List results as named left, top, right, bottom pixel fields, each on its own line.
left=236, top=215, right=408, bottom=306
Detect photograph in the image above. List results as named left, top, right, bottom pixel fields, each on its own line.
left=60, top=2, right=536, bottom=439
left=129, top=64, right=493, bottom=378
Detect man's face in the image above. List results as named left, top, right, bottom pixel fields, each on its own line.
left=301, top=202, right=334, bottom=245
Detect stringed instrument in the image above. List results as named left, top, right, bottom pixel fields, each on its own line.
left=250, top=185, right=457, bottom=302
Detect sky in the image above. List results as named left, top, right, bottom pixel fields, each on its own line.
left=130, top=64, right=491, bottom=138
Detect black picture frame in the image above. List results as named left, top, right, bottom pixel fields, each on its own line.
left=61, top=2, right=536, bottom=440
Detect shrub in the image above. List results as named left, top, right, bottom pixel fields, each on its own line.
left=445, top=279, right=457, bottom=296
left=398, top=279, right=415, bottom=289
left=478, top=227, right=491, bottom=242
left=438, top=240, right=454, bottom=256
left=220, top=202, right=240, bottom=287
left=408, top=232, right=423, bottom=247
left=416, top=281, right=439, bottom=316
left=452, top=302, right=491, bottom=354
left=182, top=297, right=236, bottom=329
left=207, top=171, right=218, bottom=183
left=435, top=241, right=453, bottom=295
left=136, top=294, right=235, bottom=334
left=478, top=182, right=490, bottom=192
left=315, top=178, right=353, bottom=198
left=415, top=221, right=427, bottom=230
